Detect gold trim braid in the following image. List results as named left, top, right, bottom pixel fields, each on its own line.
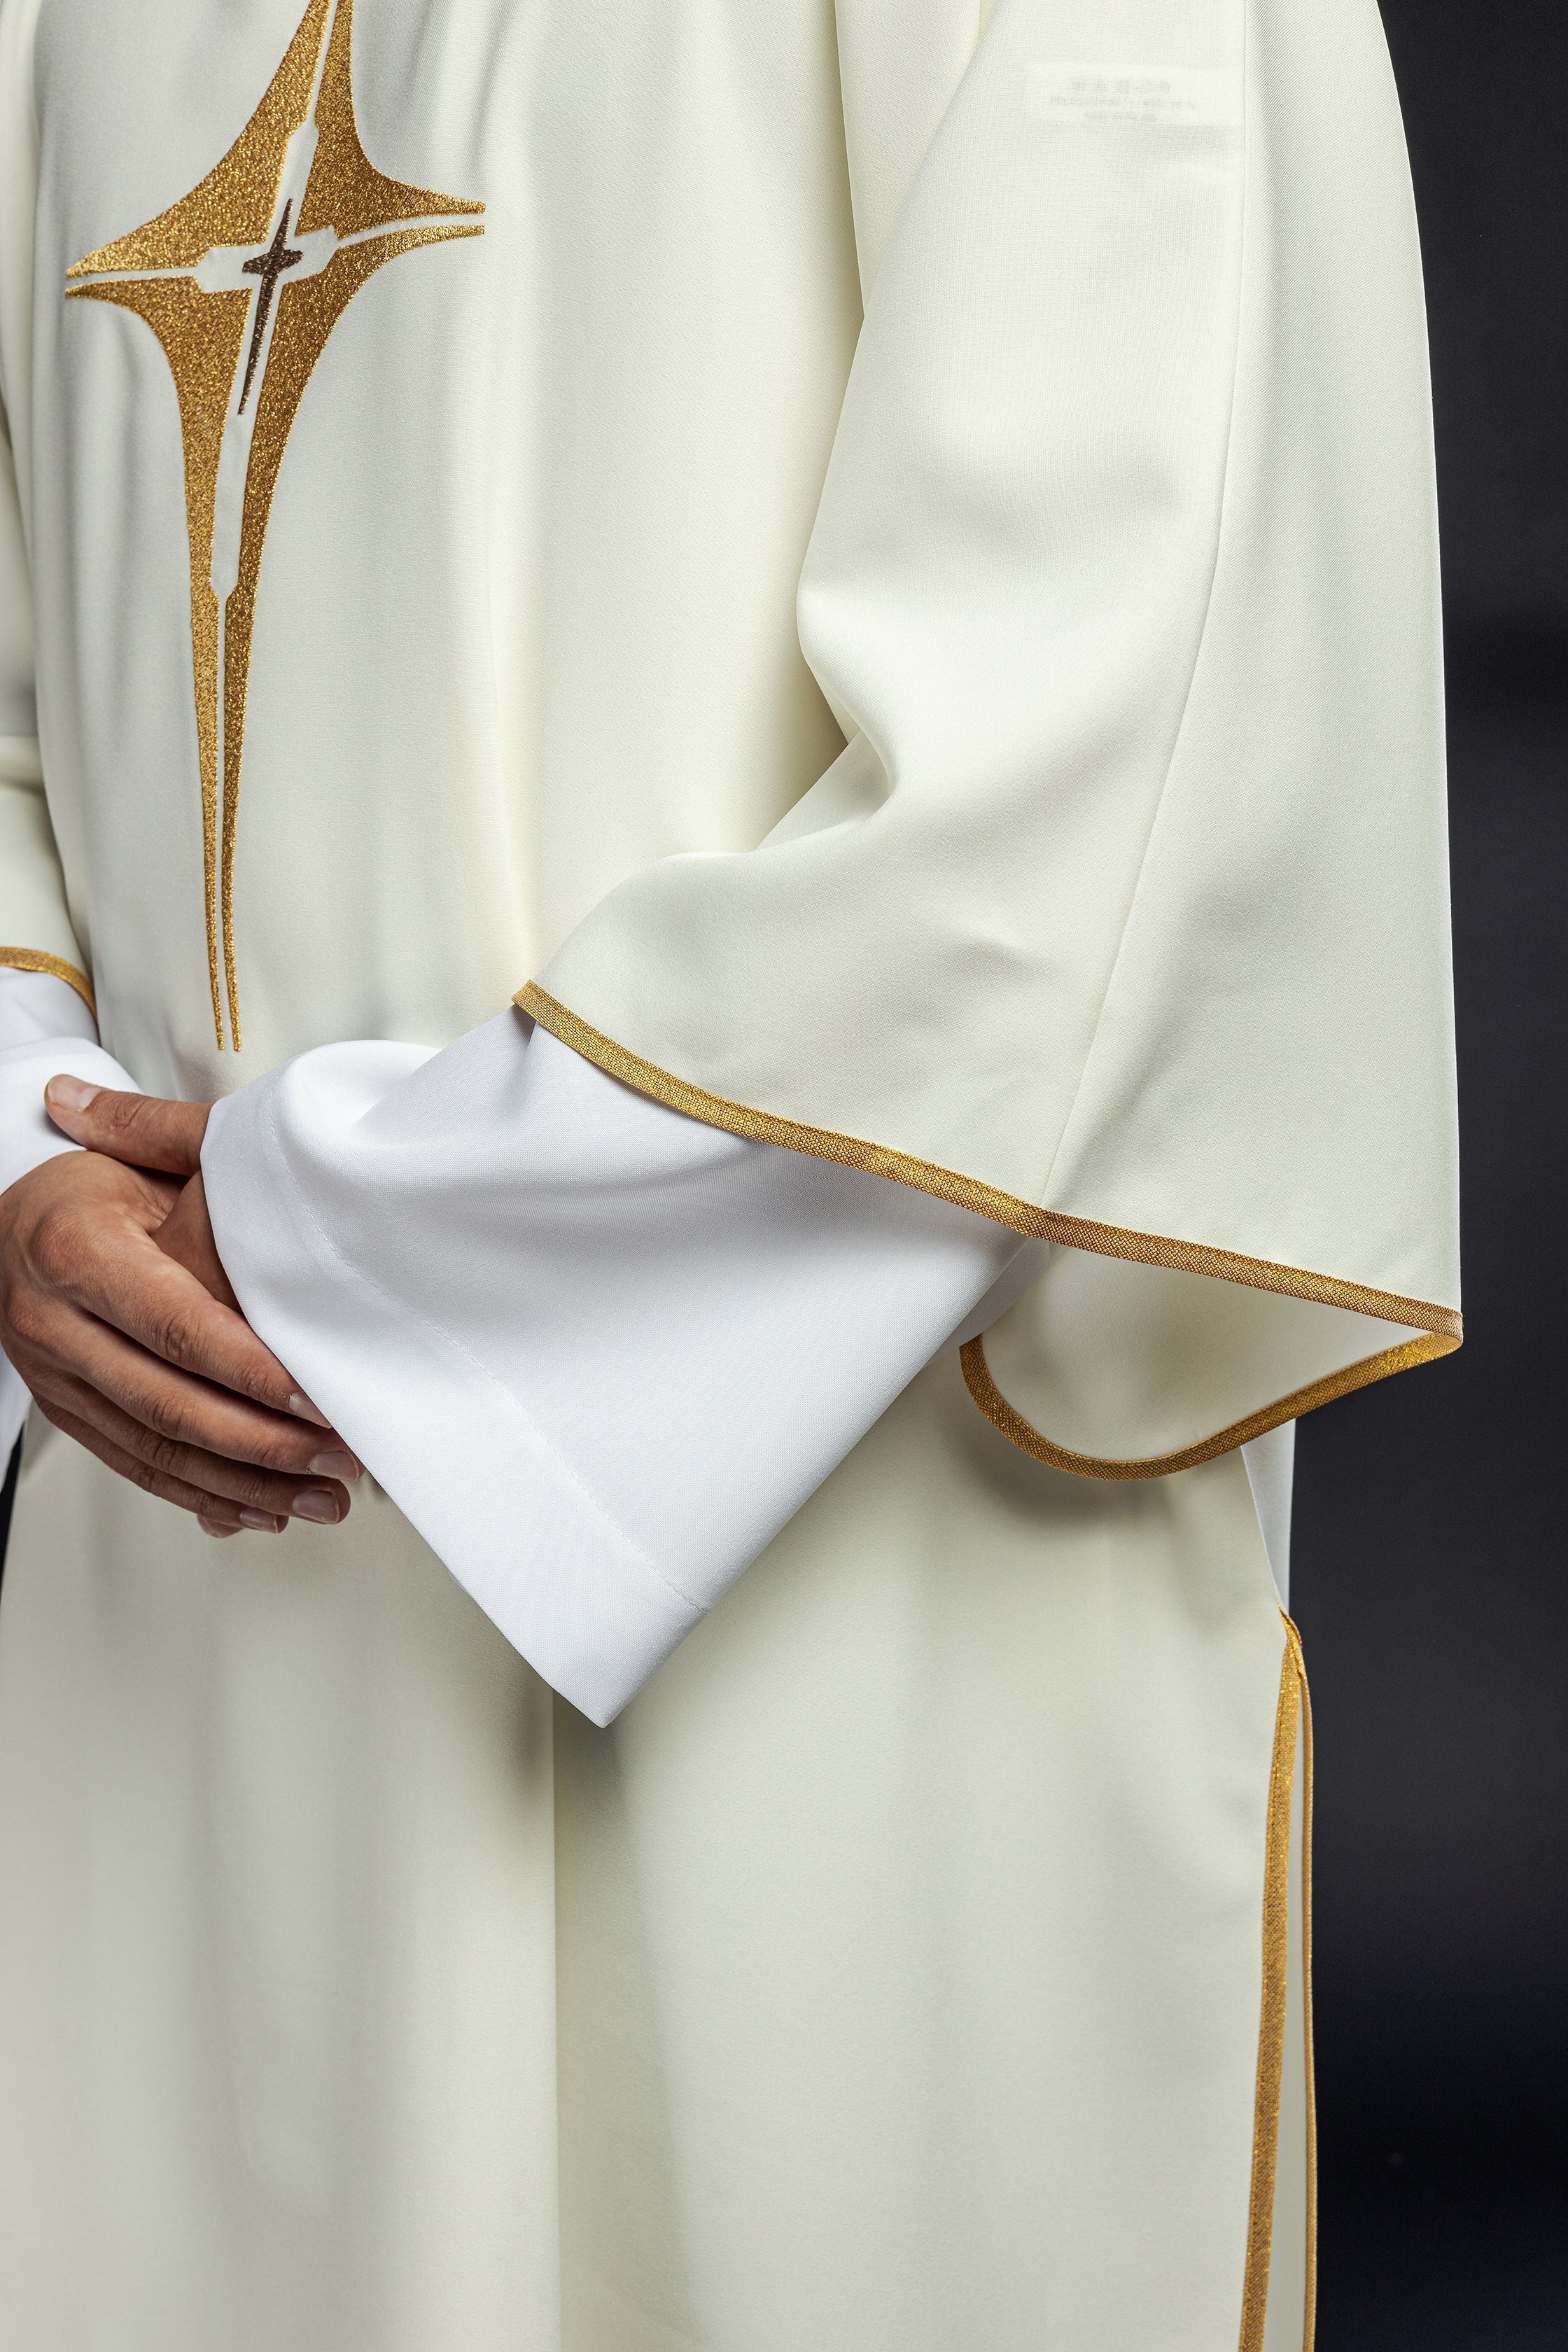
left=959, top=1326, right=1457, bottom=1481
left=517, top=983, right=1463, bottom=1340
left=0, top=948, right=97, bottom=1018
left=1238, top=1616, right=1313, bottom=2352
left=1301, top=1637, right=1318, bottom=2352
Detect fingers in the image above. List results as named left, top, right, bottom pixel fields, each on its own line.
left=104, top=1253, right=311, bottom=1424
left=27, top=1183, right=320, bottom=1424
left=37, top=1366, right=354, bottom=1525
left=0, top=1148, right=356, bottom=1533
left=36, top=1396, right=288, bottom=1535
left=20, top=1297, right=359, bottom=1484
left=46, top=1077, right=210, bottom=1175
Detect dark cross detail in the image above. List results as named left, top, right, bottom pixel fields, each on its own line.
left=238, top=201, right=304, bottom=413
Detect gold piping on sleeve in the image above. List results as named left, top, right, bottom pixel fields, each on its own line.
left=0, top=948, right=97, bottom=1020
left=517, top=983, right=1463, bottom=1341
left=1238, top=1616, right=1310, bottom=2352
left=959, top=1326, right=1457, bottom=1480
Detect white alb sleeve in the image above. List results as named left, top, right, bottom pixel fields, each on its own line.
left=202, top=1009, right=1023, bottom=1722
left=0, top=967, right=141, bottom=1460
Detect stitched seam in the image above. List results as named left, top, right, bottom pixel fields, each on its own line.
left=249, top=1085, right=704, bottom=1614
left=1040, top=5, right=1252, bottom=1199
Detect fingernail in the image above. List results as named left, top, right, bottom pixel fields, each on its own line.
left=46, top=1075, right=100, bottom=1113
left=308, top=1449, right=361, bottom=1481
left=288, top=1392, right=333, bottom=1429
left=198, top=1514, right=239, bottom=1539
left=292, top=1488, right=344, bottom=1524
left=239, top=1507, right=287, bottom=1532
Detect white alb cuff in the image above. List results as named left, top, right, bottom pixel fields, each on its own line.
left=202, top=1011, right=1018, bottom=1721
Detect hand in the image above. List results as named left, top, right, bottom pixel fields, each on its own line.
left=153, top=1168, right=241, bottom=1310
left=43, top=1084, right=239, bottom=1304
left=0, top=1076, right=359, bottom=1538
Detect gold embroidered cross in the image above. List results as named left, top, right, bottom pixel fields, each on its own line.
left=66, top=0, right=484, bottom=1049
left=239, top=200, right=307, bottom=410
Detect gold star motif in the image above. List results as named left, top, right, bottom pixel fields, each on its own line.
left=67, top=0, right=483, bottom=1049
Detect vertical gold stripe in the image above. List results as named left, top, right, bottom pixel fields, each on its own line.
left=216, top=221, right=482, bottom=1049
left=1238, top=1619, right=1305, bottom=2352
left=1299, top=1637, right=1317, bottom=2351
left=64, top=276, right=250, bottom=1048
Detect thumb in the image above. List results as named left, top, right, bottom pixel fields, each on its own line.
left=45, top=1076, right=211, bottom=1175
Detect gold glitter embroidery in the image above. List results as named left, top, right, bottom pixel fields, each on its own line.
left=1300, top=1646, right=1317, bottom=2352
left=66, top=0, right=484, bottom=1046
left=295, top=0, right=485, bottom=239
left=64, top=276, right=248, bottom=1041
left=216, top=220, right=479, bottom=1042
left=67, top=0, right=330, bottom=279
left=1238, top=1618, right=1313, bottom=2352
left=0, top=948, right=97, bottom=1018
left=517, top=983, right=1464, bottom=1346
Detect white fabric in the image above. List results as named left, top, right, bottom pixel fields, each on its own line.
left=0, top=966, right=137, bottom=1462
left=0, top=965, right=1021, bottom=1700
left=203, top=1009, right=1021, bottom=1723
left=0, top=958, right=1288, bottom=1677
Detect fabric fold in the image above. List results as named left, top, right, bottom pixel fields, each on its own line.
left=523, top=0, right=1460, bottom=1463
left=202, top=1010, right=1018, bottom=1718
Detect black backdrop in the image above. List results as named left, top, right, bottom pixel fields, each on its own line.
left=1295, top=3, right=1567, bottom=2344
left=1, top=6, right=1562, bottom=2342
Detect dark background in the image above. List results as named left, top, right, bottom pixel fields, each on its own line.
left=1292, top=1, right=1568, bottom=2344
left=2, top=4, right=1563, bottom=2342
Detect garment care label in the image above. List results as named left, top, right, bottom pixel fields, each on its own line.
left=1026, top=63, right=1242, bottom=130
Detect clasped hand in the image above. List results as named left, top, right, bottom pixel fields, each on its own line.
left=0, top=1079, right=358, bottom=1536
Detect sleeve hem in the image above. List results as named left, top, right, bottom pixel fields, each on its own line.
left=960, top=1326, right=1459, bottom=1481
left=203, top=1072, right=705, bottom=1726
left=517, top=982, right=1463, bottom=1340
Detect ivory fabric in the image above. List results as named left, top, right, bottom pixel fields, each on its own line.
left=537, top=0, right=1459, bottom=1273
left=0, top=967, right=1293, bottom=1674
left=0, top=0, right=1457, bottom=1457
left=0, top=0, right=1447, bottom=2339
left=526, top=0, right=1461, bottom=1452
left=0, top=1364, right=1304, bottom=2352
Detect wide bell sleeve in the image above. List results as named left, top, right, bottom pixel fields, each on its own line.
left=519, top=0, right=1461, bottom=1474
left=202, top=1011, right=1022, bottom=1725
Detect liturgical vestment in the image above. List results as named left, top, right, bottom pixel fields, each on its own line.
left=0, top=0, right=1458, bottom=2345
